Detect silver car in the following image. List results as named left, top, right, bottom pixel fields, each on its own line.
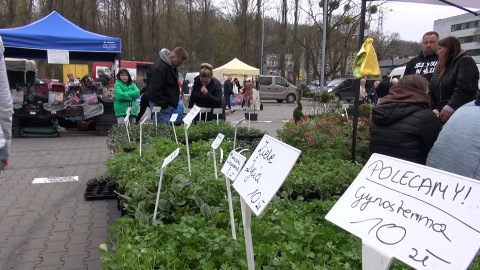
left=258, top=75, right=297, bottom=103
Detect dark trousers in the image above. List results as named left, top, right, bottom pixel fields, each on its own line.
left=136, top=94, right=150, bottom=122
left=224, top=95, right=232, bottom=110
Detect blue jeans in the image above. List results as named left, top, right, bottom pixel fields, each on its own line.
left=149, top=101, right=172, bottom=124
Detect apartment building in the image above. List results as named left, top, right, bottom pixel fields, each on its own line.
left=434, top=12, right=480, bottom=63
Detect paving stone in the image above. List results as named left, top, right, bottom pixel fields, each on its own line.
left=68, top=232, right=91, bottom=245
left=37, top=251, right=67, bottom=268
left=89, top=226, right=109, bottom=238
left=52, top=221, right=74, bottom=232
left=70, top=224, right=92, bottom=235
left=44, top=239, right=68, bottom=253
left=17, top=217, right=38, bottom=227
left=17, top=248, right=44, bottom=262
left=64, top=243, right=89, bottom=257
left=49, top=230, right=72, bottom=242
left=9, top=225, right=32, bottom=237
left=85, top=258, right=102, bottom=270
left=10, top=260, right=42, bottom=269
left=89, top=218, right=109, bottom=228
left=62, top=254, right=88, bottom=269
left=73, top=216, right=91, bottom=225
left=23, top=237, right=49, bottom=250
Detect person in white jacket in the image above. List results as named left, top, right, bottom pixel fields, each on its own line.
left=0, top=36, right=13, bottom=173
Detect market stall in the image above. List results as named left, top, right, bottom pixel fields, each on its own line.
left=0, top=11, right=121, bottom=137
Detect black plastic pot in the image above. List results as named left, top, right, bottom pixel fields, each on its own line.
left=244, top=113, right=258, bottom=121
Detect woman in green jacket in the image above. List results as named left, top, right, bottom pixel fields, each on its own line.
left=114, top=68, right=140, bottom=124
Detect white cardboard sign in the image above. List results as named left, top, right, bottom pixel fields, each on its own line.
left=326, top=154, right=480, bottom=270
left=47, top=49, right=69, bottom=64
left=211, top=133, right=225, bottom=150
left=233, top=135, right=301, bottom=215
left=170, top=113, right=178, bottom=123
left=162, top=148, right=180, bottom=168
left=221, top=150, right=247, bottom=181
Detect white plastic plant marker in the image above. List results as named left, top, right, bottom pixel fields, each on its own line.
left=170, top=113, right=179, bottom=144
left=139, top=117, right=148, bottom=156
left=325, top=153, right=480, bottom=270
left=211, top=133, right=225, bottom=179
left=153, top=148, right=180, bottom=221
left=124, top=107, right=132, bottom=142
left=221, top=150, right=248, bottom=240
left=233, top=134, right=301, bottom=215
left=183, top=105, right=200, bottom=129
left=183, top=105, right=201, bottom=175
left=213, top=108, right=222, bottom=125
left=152, top=106, right=161, bottom=127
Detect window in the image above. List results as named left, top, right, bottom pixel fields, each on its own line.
left=275, top=77, right=288, bottom=87
left=259, top=76, right=272, bottom=86
left=467, top=49, right=480, bottom=56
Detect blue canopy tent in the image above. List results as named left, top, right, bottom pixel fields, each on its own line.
left=0, top=11, right=121, bottom=62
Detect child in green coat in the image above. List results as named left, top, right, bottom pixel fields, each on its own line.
left=114, top=68, right=140, bottom=124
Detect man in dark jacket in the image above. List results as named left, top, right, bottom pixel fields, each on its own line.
left=97, top=69, right=110, bottom=88
left=146, top=47, right=188, bottom=124
left=223, top=75, right=234, bottom=111
left=375, top=75, right=392, bottom=103
left=403, top=31, right=439, bottom=82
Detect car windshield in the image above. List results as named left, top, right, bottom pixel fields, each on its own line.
left=326, top=79, right=345, bottom=87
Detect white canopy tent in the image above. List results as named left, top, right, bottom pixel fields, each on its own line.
left=213, top=58, right=259, bottom=80
left=385, top=0, right=480, bottom=14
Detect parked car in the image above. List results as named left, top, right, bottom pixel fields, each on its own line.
left=184, top=72, right=199, bottom=94
left=258, top=75, right=297, bottom=103
left=320, top=78, right=378, bottom=102
left=389, top=66, right=405, bottom=82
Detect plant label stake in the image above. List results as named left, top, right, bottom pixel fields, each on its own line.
left=221, top=150, right=247, bottom=240
left=213, top=108, right=222, bottom=125
left=233, top=118, right=246, bottom=150
left=241, top=197, right=255, bottom=270
left=211, top=133, right=225, bottom=179
left=233, top=135, right=301, bottom=269
left=152, top=106, right=161, bottom=127
left=200, top=107, right=208, bottom=122
left=124, top=107, right=132, bottom=142
left=183, top=105, right=201, bottom=175
left=153, top=148, right=180, bottom=221
left=139, top=117, right=148, bottom=156
left=169, top=113, right=179, bottom=144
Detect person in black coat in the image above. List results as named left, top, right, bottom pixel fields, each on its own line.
left=188, top=63, right=224, bottom=121
left=146, top=47, right=188, bottom=124
left=375, top=75, right=392, bottom=104
left=97, top=69, right=110, bottom=88
left=369, top=75, right=442, bottom=165
left=223, top=75, right=234, bottom=111
left=429, top=36, right=479, bottom=123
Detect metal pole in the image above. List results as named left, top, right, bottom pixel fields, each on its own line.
left=351, top=0, right=366, bottom=163
left=261, top=3, right=265, bottom=75
left=320, top=0, right=328, bottom=88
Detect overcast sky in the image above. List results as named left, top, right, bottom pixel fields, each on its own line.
left=381, top=2, right=474, bottom=42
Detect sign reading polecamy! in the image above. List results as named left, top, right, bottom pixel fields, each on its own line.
left=233, top=135, right=301, bottom=216
left=326, top=154, right=480, bottom=270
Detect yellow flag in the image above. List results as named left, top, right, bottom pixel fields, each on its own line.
left=352, top=38, right=380, bottom=79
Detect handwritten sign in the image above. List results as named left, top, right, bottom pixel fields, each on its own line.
left=162, top=148, right=180, bottom=168
left=221, top=150, right=247, bottom=181
left=233, top=135, right=301, bottom=215
left=183, top=105, right=201, bottom=129
left=326, top=154, right=480, bottom=270
left=211, top=133, right=225, bottom=150
left=47, top=49, right=69, bottom=64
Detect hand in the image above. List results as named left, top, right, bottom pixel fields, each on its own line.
left=439, top=106, right=454, bottom=122
left=201, top=86, right=208, bottom=95
left=2, top=160, right=8, bottom=171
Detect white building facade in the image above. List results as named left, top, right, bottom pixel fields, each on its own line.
left=434, top=12, right=480, bottom=63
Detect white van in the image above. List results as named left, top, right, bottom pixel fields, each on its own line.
left=389, top=66, right=405, bottom=82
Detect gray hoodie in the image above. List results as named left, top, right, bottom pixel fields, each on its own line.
left=0, top=36, right=13, bottom=160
